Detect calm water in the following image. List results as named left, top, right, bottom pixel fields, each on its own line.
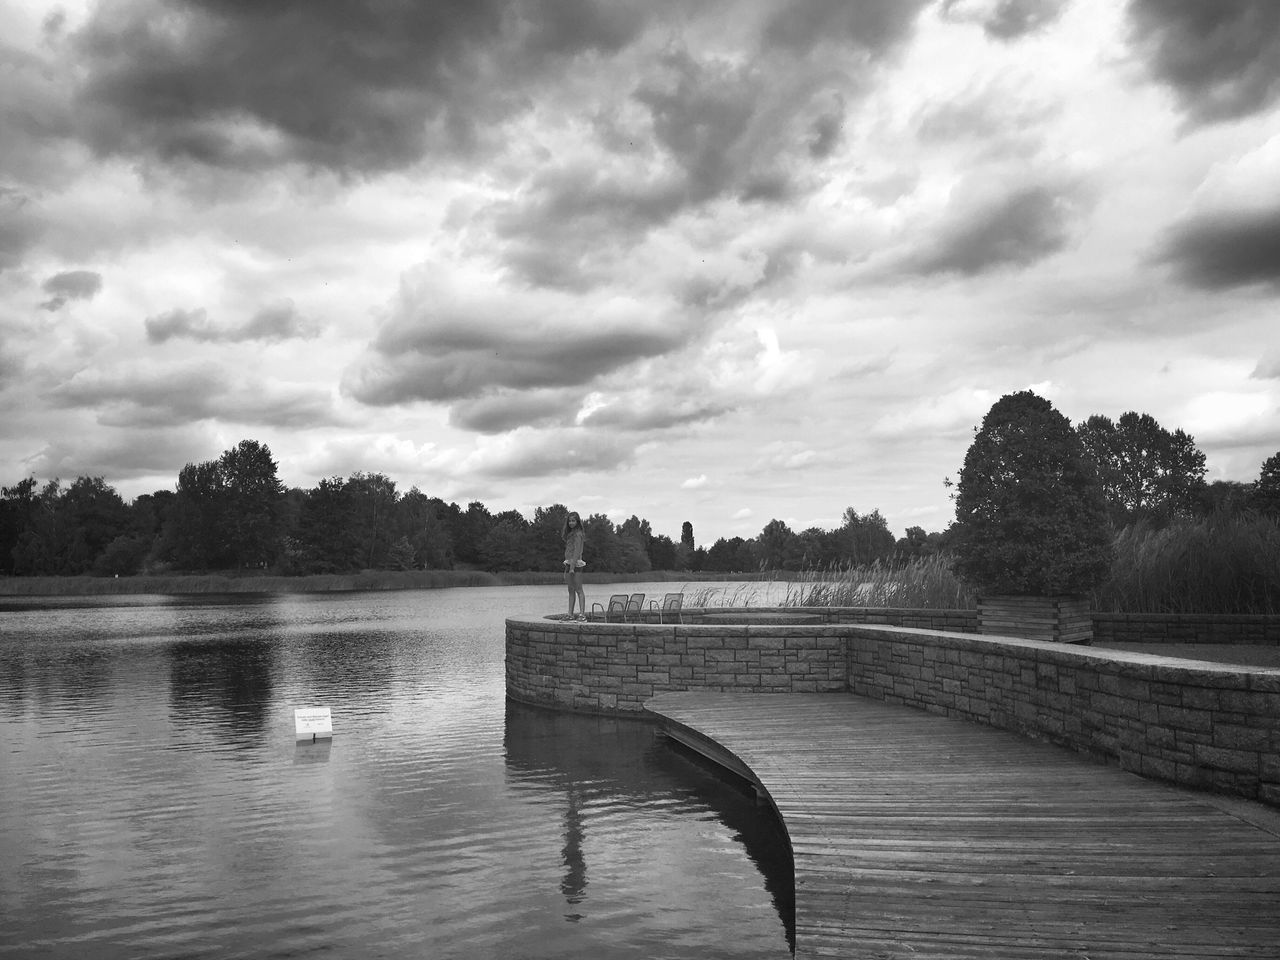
left=0, top=584, right=793, bottom=959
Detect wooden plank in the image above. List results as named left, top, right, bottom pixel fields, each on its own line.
left=646, top=691, right=1280, bottom=960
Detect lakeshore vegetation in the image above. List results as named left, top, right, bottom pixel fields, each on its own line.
left=3, top=429, right=1280, bottom=614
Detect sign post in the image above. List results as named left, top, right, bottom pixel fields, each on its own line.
left=294, top=707, right=333, bottom=743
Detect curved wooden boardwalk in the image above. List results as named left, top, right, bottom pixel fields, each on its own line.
left=645, top=692, right=1280, bottom=960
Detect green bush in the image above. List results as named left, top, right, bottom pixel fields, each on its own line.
left=950, top=391, right=1113, bottom=596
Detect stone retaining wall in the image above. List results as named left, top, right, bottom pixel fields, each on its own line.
left=506, top=611, right=1280, bottom=806
left=842, top=625, right=1280, bottom=806
left=505, top=616, right=847, bottom=713
left=1092, top=613, right=1280, bottom=646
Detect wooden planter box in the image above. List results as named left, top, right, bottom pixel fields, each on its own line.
left=977, top=595, right=1093, bottom=644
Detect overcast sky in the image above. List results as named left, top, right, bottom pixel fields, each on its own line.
left=2, top=0, right=1278, bottom=545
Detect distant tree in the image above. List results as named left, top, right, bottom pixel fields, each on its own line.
left=705, top=536, right=753, bottom=572
left=293, top=477, right=358, bottom=572
left=755, top=518, right=802, bottom=570
left=1255, top=452, right=1280, bottom=516
left=531, top=504, right=570, bottom=572
left=479, top=513, right=532, bottom=572
left=219, top=440, right=284, bottom=569
left=163, top=460, right=229, bottom=569
left=669, top=519, right=694, bottom=569
left=1077, top=412, right=1207, bottom=524
left=952, top=391, right=1113, bottom=596
left=0, top=478, right=39, bottom=575
left=839, top=507, right=896, bottom=566
left=648, top=533, right=678, bottom=570
left=454, top=501, right=494, bottom=566
left=1196, top=480, right=1254, bottom=516
left=345, top=472, right=398, bottom=569
left=398, top=489, right=454, bottom=569
left=59, top=476, right=130, bottom=573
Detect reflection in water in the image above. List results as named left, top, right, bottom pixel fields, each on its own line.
left=169, top=635, right=278, bottom=743
left=1, top=588, right=794, bottom=960
left=503, top=698, right=795, bottom=950
left=562, top=786, right=588, bottom=918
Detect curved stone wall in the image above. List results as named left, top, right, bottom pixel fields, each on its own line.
left=506, top=609, right=1280, bottom=806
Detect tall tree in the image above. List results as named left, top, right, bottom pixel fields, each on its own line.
left=1077, top=412, right=1207, bottom=524
left=220, top=440, right=284, bottom=569
left=755, top=518, right=802, bottom=570
left=0, top=477, right=39, bottom=575
left=163, top=460, right=228, bottom=569
left=1256, top=452, right=1280, bottom=516
left=952, top=391, right=1113, bottom=596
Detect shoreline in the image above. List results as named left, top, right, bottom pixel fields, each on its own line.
left=0, top=569, right=763, bottom=598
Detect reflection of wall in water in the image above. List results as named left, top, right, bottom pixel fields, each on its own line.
left=503, top=699, right=794, bottom=941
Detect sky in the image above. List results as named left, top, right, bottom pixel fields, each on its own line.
left=2, top=0, right=1279, bottom=546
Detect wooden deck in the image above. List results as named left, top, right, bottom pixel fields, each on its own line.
left=645, top=692, right=1280, bottom=960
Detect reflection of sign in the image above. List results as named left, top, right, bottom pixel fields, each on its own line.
left=294, top=739, right=332, bottom=764
left=295, top=707, right=333, bottom=742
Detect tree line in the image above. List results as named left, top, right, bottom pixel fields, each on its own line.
left=3, top=412, right=1278, bottom=579
left=0, top=439, right=917, bottom=577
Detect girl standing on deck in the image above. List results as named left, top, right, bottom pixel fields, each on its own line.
left=562, top=511, right=587, bottom=620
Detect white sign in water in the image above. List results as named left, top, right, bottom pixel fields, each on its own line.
left=294, top=707, right=333, bottom=742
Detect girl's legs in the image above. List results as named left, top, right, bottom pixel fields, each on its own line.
left=574, top=576, right=586, bottom=618
left=565, top=571, right=576, bottom=617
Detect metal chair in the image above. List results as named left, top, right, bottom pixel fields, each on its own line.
left=650, top=592, right=683, bottom=623
left=625, top=593, right=645, bottom=621
left=590, top=594, right=629, bottom=622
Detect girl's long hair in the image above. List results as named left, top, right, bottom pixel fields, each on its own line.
left=562, top=512, right=581, bottom=540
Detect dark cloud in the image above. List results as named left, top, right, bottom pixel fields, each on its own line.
left=145, top=300, right=319, bottom=343
left=761, top=0, right=931, bottom=55
left=1127, top=0, right=1280, bottom=125
left=68, top=0, right=648, bottom=174
left=1154, top=206, right=1280, bottom=290
left=345, top=309, right=685, bottom=407
left=448, top=389, right=582, bottom=433
left=941, top=0, right=1069, bottom=41
left=39, top=270, right=103, bottom=311
left=1252, top=353, right=1280, bottom=380
left=0, top=188, right=42, bottom=273
left=493, top=48, right=853, bottom=287
left=48, top=362, right=337, bottom=428
left=908, top=183, right=1083, bottom=275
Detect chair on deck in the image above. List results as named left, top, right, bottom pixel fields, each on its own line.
left=625, top=593, right=645, bottom=621
left=590, top=594, right=629, bottom=622
left=650, top=592, right=683, bottom=623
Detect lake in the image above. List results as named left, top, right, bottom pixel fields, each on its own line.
left=0, top=583, right=793, bottom=959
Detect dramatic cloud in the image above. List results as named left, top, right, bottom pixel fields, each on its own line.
left=1, top=0, right=1277, bottom=540
left=48, top=362, right=337, bottom=429
left=0, top=188, right=42, bottom=273
left=907, top=180, right=1086, bottom=275
left=343, top=269, right=691, bottom=408
left=942, top=0, right=1069, bottom=40
left=1127, top=0, right=1280, bottom=124
left=1155, top=207, right=1280, bottom=290
left=145, top=301, right=319, bottom=343
left=1152, top=135, right=1280, bottom=289
left=39, top=269, right=103, bottom=310
left=66, top=0, right=646, bottom=174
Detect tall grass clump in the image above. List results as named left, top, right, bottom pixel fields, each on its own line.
left=1093, top=510, right=1280, bottom=614
left=782, top=555, right=975, bottom=609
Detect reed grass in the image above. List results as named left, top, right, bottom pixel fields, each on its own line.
left=781, top=555, right=975, bottom=609
left=1092, top=511, right=1280, bottom=614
